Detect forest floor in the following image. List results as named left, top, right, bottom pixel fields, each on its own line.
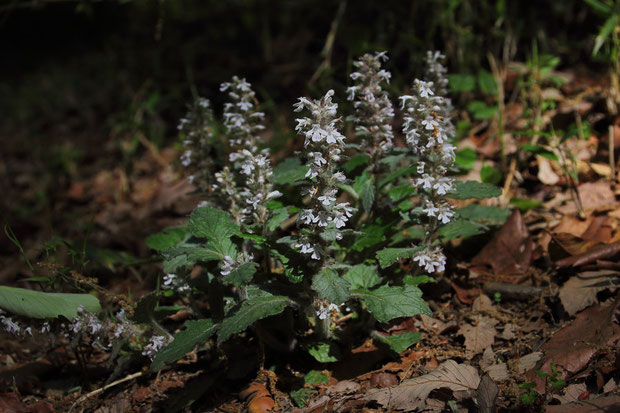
left=0, top=63, right=619, bottom=412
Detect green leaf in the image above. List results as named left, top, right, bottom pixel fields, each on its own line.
left=455, top=148, right=477, bottom=171
left=478, top=70, right=498, bottom=95
left=353, top=171, right=375, bottom=213
left=389, top=186, right=416, bottom=202
left=584, top=0, right=612, bottom=15
left=457, top=205, right=510, bottom=225
left=237, top=233, right=267, bottom=244
left=306, top=341, right=340, bottom=363
left=510, top=197, right=542, bottom=211
left=448, top=73, right=476, bottom=92
left=132, top=292, right=159, bottom=323
left=226, top=261, right=257, bottom=287
left=163, top=254, right=188, bottom=273
left=217, top=295, right=290, bottom=344
left=403, top=275, right=436, bottom=286
left=519, top=144, right=559, bottom=161
left=594, top=15, right=618, bottom=55
left=0, top=286, right=101, bottom=320
left=267, top=207, right=290, bottom=232
left=352, top=224, right=387, bottom=252
left=439, top=219, right=485, bottom=241
left=377, top=332, right=423, bottom=354
left=151, top=319, right=218, bottom=371
left=379, top=165, right=417, bottom=188
left=290, top=388, right=315, bottom=408
left=188, top=207, right=239, bottom=259
left=304, top=370, right=329, bottom=385
left=146, top=226, right=189, bottom=251
left=343, top=264, right=382, bottom=289
left=376, top=246, right=423, bottom=269
left=352, top=285, right=431, bottom=323
left=467, top=100, right=497, bottom=120
left=480, top=163, right=502, bottom=185
left=343, top=154, right=370, bottom=173
left=311, top=268, right=350, bottom=304
left=272, top=157, right=308, bottom=185
left=447, top=181, right=502, bottom=200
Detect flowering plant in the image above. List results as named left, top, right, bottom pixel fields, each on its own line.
left=0, top=51, right=501, bottom=374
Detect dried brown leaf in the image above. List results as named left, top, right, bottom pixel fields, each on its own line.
left=362, top=360, right=480, bottom=410
left=459, top=317, right=498, bottom=358
left=559, top=271, right=619, bottom=315
left=545, top=395, right=620, bottom=413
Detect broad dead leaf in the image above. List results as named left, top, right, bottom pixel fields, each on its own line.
left=537, top=156, right=560, bottom=185
left=559, top=271, right=619, bottom=315
left=515, top=352, right=543, bottom=374
left=553, top=383, right=587, bottom=404
left=476, top=374, right=499, bottom=413
left=545, top=395, right=620, bottom=413
left=471, top=209, right=534, bottom=276
left=362, top=360, right=480, bottom=410
left=459, top=316, right=498, bottom=358
left=525, top=301, right=620, bottom=391
left=578, top=181, right=616, bottom=212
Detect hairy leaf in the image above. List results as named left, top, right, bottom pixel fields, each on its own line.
left=352, top=285, right=431, bottom=323
left=439, top=219, right=485, bottom=241
left=151, top=319, right=218, bottom=371
left=457, top=204, right=510, bottom=225
left=272, top=157, right=308, bottom=185
left=343, top=264, right=382, bottom=289
left=226, top=261, right=257, bottom=287
left=0, top=286, right=101, bottom=320
left=306, top=341, right=340, bottom=363
left=353, top=171, right=375, bottom=213
left=376, top=246, right=423, bottom=268
left=447, top=181, right=502, bottom=200
left=377, top=331, right=423, bottom=354
left=217, top=295, right=290, bottom=344
left=188, top=207, right=239, bottom=259
left=146, top=226, right=189, bottom=251
left=312, top=268, right=350, bottom=304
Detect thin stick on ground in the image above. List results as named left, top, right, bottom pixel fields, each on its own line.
left=69, top=371, right=144, bottom=412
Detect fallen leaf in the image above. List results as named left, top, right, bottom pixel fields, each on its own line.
left=362, top=360, right=480, bottom=410
left=545, top=395, right=620, bottom=413
left=459, top=317, right=498, bottom=358
left=240, top=383, right=274, bottom=413
left=537, top=156, right=560, bottom=185
left=471, top=210, right=534, bottom=276
left=472, top=294, right=496, bottom=313
left=476, top=374, right=499, bottom=413
left=577, top=181, right=616, bottom=212
left=526, top=301, right=620, bottom=391
left=603, top=377, right=617, bottom=393
left=553, top=383, right=587, bottom=404
left=559, top=271, right=619, bottom=315
left=325, top=380, right=361, bottom=395
left=500, top=324, right=516, bottom=340
left=484, top=362, right=509, bottom=382
left=515, top=352, right=543, bottom=374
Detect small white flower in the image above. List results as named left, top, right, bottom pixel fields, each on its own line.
left=433, top=178, right=454, bottom=195
left=180, top=150, right=192, bottom=167
left=417, top=80, right=435, bottom=98
left=317, top=192, right=336, bottom=206
left=421, top=116, right=439, bottom=131
left=416, top=174, right=434, bottom=189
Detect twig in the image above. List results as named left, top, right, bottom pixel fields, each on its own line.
left=69, top=371, right=144, bottom=412
left=610, top=124, right=616, bottom=183
left=482, top=282, right=544, bottom=301
left=309, top=0, right=347, bottom=84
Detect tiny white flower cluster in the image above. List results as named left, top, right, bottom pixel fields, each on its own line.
left=237, top=149, right=283, bottom=226
left=178, top=97, right=216, bottom=191
left=220, top=76, right=266, bottom=155
left=213, top=166, right=247, bottom=224
left=347, top=51, right=395, bottom=159
left=400, top=51, right=456, bottom=274
left=220, top=252, right=254, bottom=277
left=315, top=301, right=343, bottom=320
left=142, top=335, right=171, bottom=360
left=0, top=314, right=31, bottom=336
left=293, top=90, right=354, bottom=260
left=163, top=273, right=191, bottom=294
left=68, top=305, right=103, bottom=336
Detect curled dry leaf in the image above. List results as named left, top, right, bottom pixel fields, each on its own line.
left=515, top=352, right=543, bottom=374
left=239, top=383, right=275, bottom=413
left=555, top=241, right=620, bottom=268
left=545, top=395, right=620, bottom=413
left=476, top=374, right=499, bottom=413
left=558, top=271, right=619, bottom=315
left=361, top=360, right=480, bottom=410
